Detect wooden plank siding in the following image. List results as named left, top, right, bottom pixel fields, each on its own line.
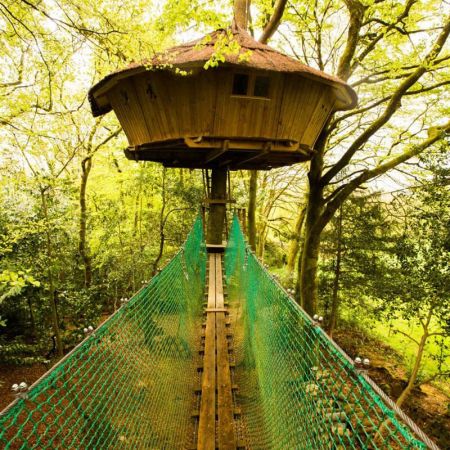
left=277, top=75, right=321, bottom=141
left=133, top=73, right=165, bottom=142
left=107, top=68, right=334, bottom=166
left=300, top=86, right=335, bottom=147
left=109, top=78, right=149, bottom=145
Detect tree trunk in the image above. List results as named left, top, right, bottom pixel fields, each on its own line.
left=234, top=0, right=249, bottom=29
left=79, top=156, right=93, bottom=288
left=327, top=205, right=343, bottom=336
left=248, top=170, right=257, bottom=250
left=41, top=189, right=63, bottom=357
left=396, top=332, right=428, bottom=408
left=297, top=225, right=321, bottom=314
left=396, top=310, right=433, bottom=408
left=294, top=117, right=329, bottom=314
left=152, top=169, right=167, bottom=275
left=27, top=297, right=36, bottom=340
left=257, top=225, right=267, bottom=261
left=207, top=168, right=228, bottom=245
left=286, top=206, right=306, bottom=272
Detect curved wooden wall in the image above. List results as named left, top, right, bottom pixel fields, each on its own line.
left=107, top=68, right=335, bottom=150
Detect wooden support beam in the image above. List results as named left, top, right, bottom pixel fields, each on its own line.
left=207, top=168, right=228, bottom=245
left=205, top=139, right=229, bottom=163
left=234, top=142, right=272, bottom=168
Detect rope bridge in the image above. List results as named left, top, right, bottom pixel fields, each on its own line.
left=0, top=215, right=431, bottom=449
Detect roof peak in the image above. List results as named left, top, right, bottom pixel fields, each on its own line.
left=171, top=25, right=270, bottom=52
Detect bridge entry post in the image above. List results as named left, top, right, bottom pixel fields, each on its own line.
left=207, top=168, right=228, bottom=245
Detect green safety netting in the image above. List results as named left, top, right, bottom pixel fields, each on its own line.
left=0, top=216, right=207, bottom=450
left=1, top=214, right=431, bottom=450
left=224, top=215, right=427, bottom=450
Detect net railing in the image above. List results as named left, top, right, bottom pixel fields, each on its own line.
left=0, top=215, right=207, bottom=450
left=225, top=215, right=429, bottom=450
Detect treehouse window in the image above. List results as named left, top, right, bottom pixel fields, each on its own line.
left=253, top=76, right=270, bottom=98
left=231, top=73, right=271, bottom=98
left=232, top=73, right=249, bottom=95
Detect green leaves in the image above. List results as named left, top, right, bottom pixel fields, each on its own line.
left=0, top=269, right=40, bottom=302
left=0, top=269, right=40, bottom=327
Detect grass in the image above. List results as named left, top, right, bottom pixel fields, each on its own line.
left=370, top=317, right=450, bottom=394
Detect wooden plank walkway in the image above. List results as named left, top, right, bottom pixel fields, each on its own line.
left=197, top=253, right=237, bottom=450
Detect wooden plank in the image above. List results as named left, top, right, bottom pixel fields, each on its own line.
left=152, top=72, right=177, bottom=140
left=214, top=253, right=224, bottom=308
left=133, top=74, right=164, bottom=142
left=197, top=254, right=216, bottom=450
left=301, top=86, right=334, bottom=148
left=109, top=78, right=149, bottom=146
left=215, top=255, right=236, bottom=450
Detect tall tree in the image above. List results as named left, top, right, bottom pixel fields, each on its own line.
left=288, top=1, right=450, bottom=314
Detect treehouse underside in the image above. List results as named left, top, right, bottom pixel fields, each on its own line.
left=124, top=135, right=313, bottom=170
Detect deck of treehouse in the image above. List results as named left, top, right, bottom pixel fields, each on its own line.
left=0, top=216, right=436, bottom=450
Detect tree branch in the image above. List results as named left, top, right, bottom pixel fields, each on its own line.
left=259, top=0, right=289, bottom=44
left=393, top=329, right=420, bottom=346
left=321, top=17, right=450, bottom=187
left=336, top=0, right=366, bottom=80
left=351, top=0, right=418, bottom=73
left=318, top=120, right=450, bottom=231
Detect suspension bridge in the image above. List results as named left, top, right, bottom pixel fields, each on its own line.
left=0, top=215, right=435, bottom=449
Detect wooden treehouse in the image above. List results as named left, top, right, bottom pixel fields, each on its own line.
left=89, top=27, right=357, bottom=171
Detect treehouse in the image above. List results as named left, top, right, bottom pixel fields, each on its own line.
left=88, top=27, right=357, bottom=170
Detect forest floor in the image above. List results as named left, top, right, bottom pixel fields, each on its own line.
left=334, top=327, right=450, bottom=449
left=1, top=327, right=448, bottom=448
left=0, top=362, right=48, bottom=411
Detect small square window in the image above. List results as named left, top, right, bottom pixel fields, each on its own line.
left=232, top=73, right=249, bottom=95
left=253, top=76, right=270, bottom=98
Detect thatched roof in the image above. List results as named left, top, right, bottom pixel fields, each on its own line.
left=89, top=26, right=357, bottom=117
